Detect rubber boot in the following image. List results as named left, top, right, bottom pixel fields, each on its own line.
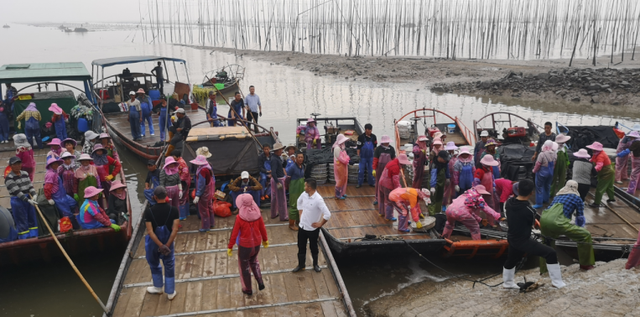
left=547, top=263, right=566, bottom=288
left=502, top=267, right=520, bottom=289
left=289, top=219, right=298, bottom=231
left=179, top=204, right=188, bottom=220
left=312, top=254, right=321, bottom=272
left=165, top=144, right=175, bottom=157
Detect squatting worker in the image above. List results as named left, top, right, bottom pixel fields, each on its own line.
left=244, top=85, right=262, bottom=133
left=292, top=178, right=331, bottom=273
left=166, top=108, right=191, bottom=156
left=532, top=121, right=556, bottom=161
left=145, top=186, right=180, bottom=301
left=502, top=180, right=566, bottom=290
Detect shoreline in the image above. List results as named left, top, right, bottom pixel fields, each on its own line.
left=185, top=45, right=640, bottom=118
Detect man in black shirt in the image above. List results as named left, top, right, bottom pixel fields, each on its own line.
left=144, top=160, right=160, bottom=205
left=144, top=186, right=180, bottom=300
left=270, top=143, right=288, bottom=221
left=503, top=180, right=565, bottom=289
left=151, top=62, right=164, bottom=94
left=532, top=122, right=556, bottom=161
left=167, top=108, right=191, bottom=156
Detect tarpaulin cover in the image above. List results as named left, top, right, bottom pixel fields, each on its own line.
left=304, top=147, right=360, bottom=165
left=13, top=90, right=77, bottom=132
left=497, top=144, right=536, bottom=181
left=0, top=206, right=15, bottom=240
left=183, top=139, right=260, bottom=176
left=565, top=126, right=619, bottom=150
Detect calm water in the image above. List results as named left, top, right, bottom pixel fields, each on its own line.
left=0, top=23, right=635, bottom=316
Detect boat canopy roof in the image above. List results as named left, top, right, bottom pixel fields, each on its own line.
left=92, top=56, right=187, bottom=68
left=0, top=62, right=91, bottom=83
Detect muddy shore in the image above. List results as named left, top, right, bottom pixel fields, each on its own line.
left=188, top=45, right=640, bottom=117
left=364, top=259, right=640, bottom=317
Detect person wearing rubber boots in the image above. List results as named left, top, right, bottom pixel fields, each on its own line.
left=292, top=179, right=331, bottom=273
left=356, top=123, right=377, bottom=189
left=452, top=146, right=475, bottom=198
left=138, top=88, right=154, bottom=137
left=412, top=135, right=429, bottom=189
left=429, top=150, right=450, bottom=215
left=4, top=156, right=38, bottom=239
left=388, top=187, right=431, bottom=233
left=373, top=135, right=396, bottom=205
left=48, top=103, right=68, bottom=140
left=43, top=157, right=77, bottom=221
left=270, top=143, right=288, bottom=221
left=172, top=149, right=191, bottom=222
left=587, top=141, right=615, bottom=207
left=127, top=91, right=142, bottom=141
left=191, top=155, right=215, bottom=232
left=616, top=131, right=640, bottom=195
left=539, top=180, right=595, bottom=273
left=441, top=185, right=501, bottom=240
left=144, top=186, right=180, bottom=301
left=333, top=134, right=350, bottom=199
left=378, top=154, right=412, bottom=221
left=503, top=179, right=566, bottom=290
left=550, top=134, right=571, bottom=198
left=532, top=140, right=556, bottom=209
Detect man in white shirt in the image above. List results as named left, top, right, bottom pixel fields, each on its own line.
left=244, top=85, right=262, bottom=133
left=292, top=178, right=331, bottom=273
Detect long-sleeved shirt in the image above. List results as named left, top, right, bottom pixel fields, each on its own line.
left=177, top=158, right=190, bottom=183
left=159, top=170, right=180, bottom=187
left=547, top=193, right=586, bottom=227
left=297, top=191, right=331, bottom=231
left=5, top=170, right=36, bottom=201
left=495, top=178, right=514, bottom=203
left=16, top=110, right=41, bottom=124
left=505, top=197, right=537, bottom=246
left=590, top=151, right=611, bottom=172
left=206, top=99, right=217, bottom=120
left=373, top=145, right=396, bottom=170
left=474, top=140, right=485, bottom=166
left=286, top=163, right=305, bottom=181
left=171, top=116, right=192, bottom=140
left=127, top=99, right=141, bottom=112
left=244, top=93, right=261, bottom=113
left=572, top=159, right=593, bottom=185
left=228, top=176, right=262, bottom=192
left=195, top=168, right=213, bottom=197
left=535, top=132, right=556, bottom=154
left=258, top=153, right=271, bottom=174
left=270, top=155, right=285, bottom=178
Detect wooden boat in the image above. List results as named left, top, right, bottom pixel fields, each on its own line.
left=91, top=56, right=203, bottom=161
left=295, top=115, right=364, bottom=150
left=0, top=62, right=132, bottom=266
left=193, top=64, right=245, bottom=105
left=2, top=24, right=9, bottom=29
left=473, top=111, right=542, bottom=145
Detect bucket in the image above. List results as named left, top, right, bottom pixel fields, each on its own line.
left=447, top=124, right=456, bottom=134
left=77, top=118, right=89, bottom=133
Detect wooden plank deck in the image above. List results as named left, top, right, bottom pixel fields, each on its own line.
left=103, top=107, right=209, bottom=148
left=113, top=208, right=349, bottom=316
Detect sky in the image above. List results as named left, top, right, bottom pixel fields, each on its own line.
left=2, top=0, right=143, bottom=23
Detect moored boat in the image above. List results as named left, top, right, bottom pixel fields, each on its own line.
left=0, top=62, right=132, bottom=265
left=193, top=64, right=245, bottom=105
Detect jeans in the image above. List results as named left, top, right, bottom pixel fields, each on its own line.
left=129, top=111, right=142, bottom=140
left=358, top=157, right=375, bottom=186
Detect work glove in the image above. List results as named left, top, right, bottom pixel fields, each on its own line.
left=430, top=188, right=435, bottom=194
left=105, top=175, right=115, bottom=181
left=372, top=170, right=376, bottom=177
left=27, top=199, right=38, bottom=206
left=47, top=199, right=55, bottom=205
left=455, top=185, right=460, bottom=192
left=227, top=249, right=233, bottom=257
left=32, top=194, right=38, bottom=202
left=262, top=240, right=269, bottom=248
left=423, top=198, right=431, bottom=205
left=17, top=122, right=21, bottom=130
left=296, top=133, right=300, bottom=137
left=193, top=196, right=200, bottom=204
left=313, top=139, right=317, bottom=145
left=110, top=224, right=121, bottom=232
left=159, top=245, right=171, bottom=256
left=178, top=184, right=183, bottom=199
left=277, top=182, right=283, bottom=190
left=416, top=221, right=423, bottom=229
left=74, top=193, right=79, bottom=200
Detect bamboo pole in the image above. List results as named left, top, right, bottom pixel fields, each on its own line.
left=31, top=196, right=108, bottom=313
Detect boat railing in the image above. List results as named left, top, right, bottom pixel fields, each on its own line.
left=473, top=112, right=543, bottom=140
left=394, top=108, right=476, bottom=148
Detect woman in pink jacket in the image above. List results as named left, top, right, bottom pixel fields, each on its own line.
left=441, top=185, right=502, bottom=240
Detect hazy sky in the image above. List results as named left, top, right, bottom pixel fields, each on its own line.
left=3, top=0, right=142, bottom=23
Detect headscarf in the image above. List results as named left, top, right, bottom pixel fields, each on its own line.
left=164, top=162, right=179, bottom=175
left=111, top=188, right=127, bottom=200
left=75, top=163, right=98, bottom=180
left=25, top=102, right=38, bottom=112
left=541, top=140, right=554, bottom=152
left=556, top=180, right=580, bottom=197
left=92, top=150, right=109, bottom=166
left=417, top=140, right=428, bottom=150
left=238, top=193, right=261, bottom=222
left=49, top=146, right=62, bottom=157
left=434, top=150, right=450, bottom=169
left=462, top=188, right=487, bottom=209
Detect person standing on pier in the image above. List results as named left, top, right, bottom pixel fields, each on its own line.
left=373, top=136, right=395, bottom=205
left=172, top=149, right=191, bottom=222
left=145, top=186, right=179, bottom=300
left=127, top=91, right=142, bottom=141
left=270, top=143, right=288, bottom=221
left=228, top=193, right=269, bottom=296
left=412, top=135, right=429, bottom=189
left=532, top=140, right=556, bottom=209
left=333, top=134, right=350, bottom=199
left=137, top=88, right=154, bottom=137
left=160, top=157, right=183, bottom=219
left=229, top=171, right=263, bottom=211
left=474, top=130, right=489, bottom=167
left=532, top=122, right=556, bottom=162
left=191, top=155, right=215, bottom=232
left=292, top=178, right=331, bottom=273
left=618, top=131, right=640, bottom=195
left=244, top=85, right=262, bottom=133
left=144, top=160, right=160, bottom=206
left=287, top=152, right=306, bottom=231
left=550, top=134, right=571, bottom=198
left=5, top=156, right=38, bottom=239
left=587, top=141, right=615, bottom=207
left=356, top=123, right=377, bottom=189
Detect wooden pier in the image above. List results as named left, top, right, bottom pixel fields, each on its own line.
left=109, top=204, right=354, bottom=317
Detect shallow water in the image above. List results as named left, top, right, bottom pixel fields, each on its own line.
left=0, top=24, right=635, bottom=316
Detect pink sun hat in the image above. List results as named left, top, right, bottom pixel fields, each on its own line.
left=99, top=132, right=110, bottom=139
left=163, top=156, right=178, bottom=169
left=136, top=88, right=145, bottom=94
left=60, top=151, right=75, bottom=160
left=48, top=103, right=63, bottom=114
left=45, top=157, right=63, bottom=169
left=444, top=141, right=458, bottom=151
left=627, top=131, right=640, bottom=138
left=417, top=135, right=428, bottom=142
left=398, top=153, right=411, bottom=165
left=586, top=141, right=604, bottom=152
left=190, top=155, right=209, bottom=166
left=110, top=180, right=127, bottom=191
left=380, top=135, right=391, bottom=144
left=48, top=138, right=62, bottom=147
left=473, top=185, right=491, bottom=196
left=307, top=118, right=315, bottom=124
left=572, top=149, right=591, bottom=159
left=92, top=144, right=105, bottom=154
left=77, top=153, right=93, bottom=161
left=458, top=146, right=472, bottom=155
left=480, top=154, right=499, bottom=166
left=432, top=139, right=443, bottom=146
left=555, top=134, right=571, bottom=144
left=84, top=186, right=103, bottom=198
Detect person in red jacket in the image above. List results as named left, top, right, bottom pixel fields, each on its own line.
left=227, top=193, right=269, bottom=296
left=494, top=178, right=516, bottom=216
left=378, top=154, right=411, bottom=221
